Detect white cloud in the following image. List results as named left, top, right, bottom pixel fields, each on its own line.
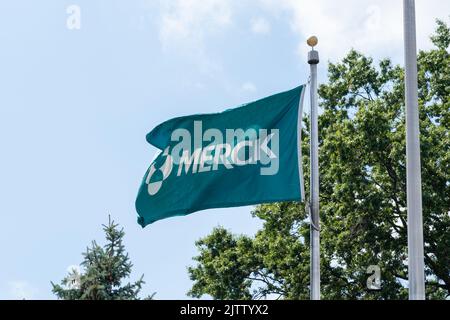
left=251, top=17, right=271, bottom=35
left=158, top=0, right=232, bottom=50
left=154, top=0, right=449, bottom=88
left=157, top=0, right=449, bottom=66
left=259, top=0, right=450, bottom=63
left=157, top=0, right=233, bottom=75
left=8, top=281, right=38, bottom=300
left=242, top=82, right=257, bottom=93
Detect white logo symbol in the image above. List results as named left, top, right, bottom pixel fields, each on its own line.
left=145, top=147, right=173, bottom=195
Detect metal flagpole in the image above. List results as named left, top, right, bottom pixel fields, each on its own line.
left=403, top=0, right=425, bottom=300
left=307, top=36, right=320, bottom=300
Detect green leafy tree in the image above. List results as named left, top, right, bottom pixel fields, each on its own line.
left=188, top=19, right=449, bottom=300
left=52, top=217, right=154, bottom=300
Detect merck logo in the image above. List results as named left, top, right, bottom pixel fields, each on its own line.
left=145, top=121, right=279, bottom=196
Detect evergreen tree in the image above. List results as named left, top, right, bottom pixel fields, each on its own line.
left=188, top=19, right=449, bottom=300
left=52, top=216, right=154, bottom=300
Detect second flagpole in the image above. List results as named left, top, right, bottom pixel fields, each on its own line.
left=307, top=36, right=320, bottom=300
left=403, top=0, right=425, bottom=300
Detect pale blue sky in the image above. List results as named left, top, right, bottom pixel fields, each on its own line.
left=0, top=0, right=448, bottom=299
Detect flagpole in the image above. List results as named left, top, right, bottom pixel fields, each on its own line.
left=403, top=0, right=425, bottom=300
left=307, top=36, right=320, bottom=300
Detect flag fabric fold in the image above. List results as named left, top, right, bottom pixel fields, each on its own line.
left=136, top=85, right=305, bottom=227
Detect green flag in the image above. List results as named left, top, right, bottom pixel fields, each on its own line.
left=136, top=85, right=305, bottom=226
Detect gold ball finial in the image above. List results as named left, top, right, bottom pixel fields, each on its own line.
left=307, top=36, right=318, bottom=48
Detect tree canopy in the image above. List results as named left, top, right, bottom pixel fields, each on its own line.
left=52, top=217, right=154, bottom=300
left=188, top=19, right=450, bottom=300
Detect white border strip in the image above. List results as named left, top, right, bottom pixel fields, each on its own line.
left=297, top=85, right=306, bottom=202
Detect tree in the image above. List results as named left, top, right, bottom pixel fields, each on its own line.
left=52, top=216, right=154, bottom=300
left=188, top=19, right=450, bottom=300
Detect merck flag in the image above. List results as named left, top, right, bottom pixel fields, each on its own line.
left=136, top=86, right=305, bottom=227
